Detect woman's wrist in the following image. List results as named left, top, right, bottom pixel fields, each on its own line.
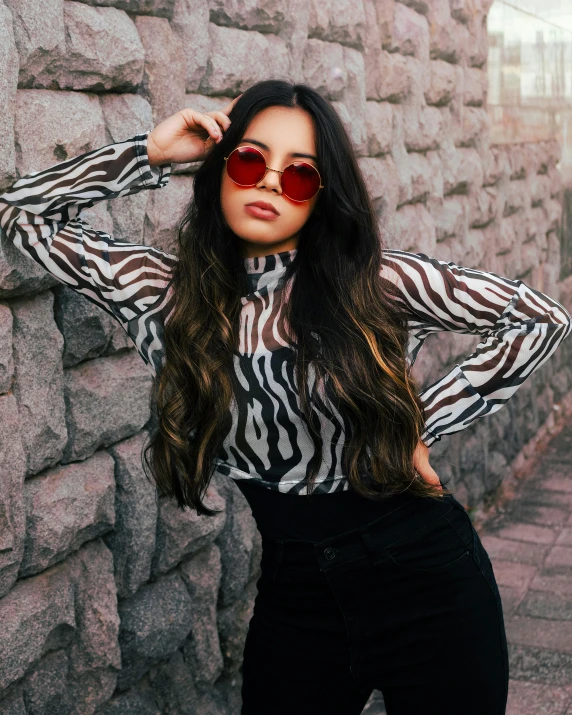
left=147, top=132, right=168, bottom=167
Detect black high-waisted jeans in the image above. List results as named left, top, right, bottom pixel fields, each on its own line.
left=239, top=489, right=509, bottom=715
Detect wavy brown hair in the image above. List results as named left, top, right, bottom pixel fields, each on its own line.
left=142, top=79, right=452, bottom=516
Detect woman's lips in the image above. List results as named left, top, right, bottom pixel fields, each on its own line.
left=244, top=205, right=280, bottom=221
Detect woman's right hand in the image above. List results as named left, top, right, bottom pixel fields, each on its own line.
left=147, top=96, right=240, bottom=167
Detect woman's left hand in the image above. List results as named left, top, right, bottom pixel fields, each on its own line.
left=413, top=440, right=443, bottom=493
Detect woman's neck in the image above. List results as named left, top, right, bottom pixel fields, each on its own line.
left=238, top=234, right=299, bottom=258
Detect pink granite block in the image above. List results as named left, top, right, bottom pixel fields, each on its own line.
left=498, top=584, right=524, bottom=618
left=545, top=547, right=572, bottom=569
left=506, top=680, right=572, bottom=715
left=506, top=617, right=572, bottom=654
left=494, top=523, right=557, bottom=545
left=556, top=530, right=572, bottom=547
left=490, top=560, right=537, bottom=594
left=481, top=535, right=550, bottom=566
left=529, top=573, right=572, bottom=597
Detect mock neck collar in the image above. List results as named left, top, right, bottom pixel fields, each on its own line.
left=242, top=248, right=298, bottom=275
left=240, top=247, right=297, bottom=298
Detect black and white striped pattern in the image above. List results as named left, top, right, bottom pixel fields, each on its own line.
left=0, top=134, right=176, bottom=376
left=1, top=133, right=570, bottom=495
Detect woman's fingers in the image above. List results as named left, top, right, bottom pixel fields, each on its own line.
left=180, top=99, right=239, bottom=145
left=421, top=467, right=442, bottom=488
left=202, top=114, right=222, bottom=141
left=221, top=94, right=241, bottom=116
left=195, top=113, right=223, bottom=143
left=206, top=110, right=232, bottom=132
left=150, top=95, right=241, bottom=164
left=179, top=108, right=221, bottom=142
left=413, top=439, right=443, bottom=491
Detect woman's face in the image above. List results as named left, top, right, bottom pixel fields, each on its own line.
left=220, top=106, right=321, bottom=258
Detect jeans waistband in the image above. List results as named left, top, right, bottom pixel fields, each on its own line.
left=261, top=493, right=465, bottom=573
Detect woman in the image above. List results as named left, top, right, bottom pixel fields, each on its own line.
left=1, top=79, right=570, bottom=714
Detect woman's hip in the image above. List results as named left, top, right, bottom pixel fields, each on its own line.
left=247, top=493, right=508, bottom=711
left=254, top=493, right=508, bottom=668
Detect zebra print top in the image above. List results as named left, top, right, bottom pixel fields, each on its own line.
left=1, top=132, right=570, bottom=495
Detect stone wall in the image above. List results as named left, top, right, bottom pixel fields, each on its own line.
left=0, top=0, right=570, bottom=712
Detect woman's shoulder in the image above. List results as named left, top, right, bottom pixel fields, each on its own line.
left=379, top=247, right=439, bottom=283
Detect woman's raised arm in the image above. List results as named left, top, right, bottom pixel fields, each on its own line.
left=0, top=100, right=238, bottom=327
left=0, top=132, right=178, bottom=326
left=380, top=249, right=572, bottom=447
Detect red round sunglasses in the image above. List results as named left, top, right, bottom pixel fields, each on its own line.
left=223, top=145, right=324, bottom=203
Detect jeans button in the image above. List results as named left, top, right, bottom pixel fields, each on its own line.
left=324, top=547, right=337, bottom=561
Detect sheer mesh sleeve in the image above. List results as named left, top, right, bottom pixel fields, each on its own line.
left=380, top=249, right=572, bottom=446
left=0, top=131, right=177, bottom=326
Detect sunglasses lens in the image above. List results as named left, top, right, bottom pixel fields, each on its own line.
left=282, top=162, right=321, bottom=201
left=226, top=146, right=266, bottom=185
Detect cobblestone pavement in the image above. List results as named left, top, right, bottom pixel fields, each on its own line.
left=479, top=421, right=572, bottom=715
left=364, top=420, right=572, bottom=715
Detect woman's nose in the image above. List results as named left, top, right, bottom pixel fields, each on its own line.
left=257, top=167, right=282, bottom=194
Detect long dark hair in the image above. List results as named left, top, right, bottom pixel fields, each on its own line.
left=143, top=79, right=450, bottom=516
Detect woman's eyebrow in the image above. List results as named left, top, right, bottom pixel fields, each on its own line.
left=240, top=137, right=318, bottom=162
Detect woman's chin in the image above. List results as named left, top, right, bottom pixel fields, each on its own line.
left=233, top=227, right=287, bottom=245
left=235, top=233, right=299, bottom=256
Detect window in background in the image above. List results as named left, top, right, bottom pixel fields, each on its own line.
left=487, top=0, right=572, bottom=182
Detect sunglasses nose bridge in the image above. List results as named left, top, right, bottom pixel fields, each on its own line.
left=257, top=165, right=283, bottom=193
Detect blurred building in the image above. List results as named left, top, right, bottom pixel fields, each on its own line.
left=487, top=0, right=572, bottom=279
left=488, top=0, right=572, bottom=179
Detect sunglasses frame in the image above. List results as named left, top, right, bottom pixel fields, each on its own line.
left=223, top=145, right=324, bottom=203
